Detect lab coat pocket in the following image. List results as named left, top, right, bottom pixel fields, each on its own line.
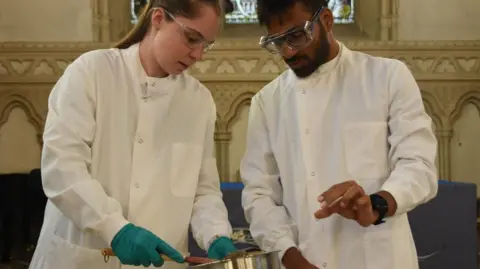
left=45, top=234, right=111, bottom=269
left=170, top=143, right=203, bottom=198
left=342, top=122, right=389, bottom=182
left=363, top=226, right=394, bottom=269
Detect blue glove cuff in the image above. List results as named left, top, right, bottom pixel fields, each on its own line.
left=207, top=236, right=237, bottom=260
left=111, top=223, right=135, bottom=247
left=209, top=236, right=231, bottom=249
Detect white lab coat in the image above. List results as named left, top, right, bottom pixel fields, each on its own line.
left=240, top=43, right=438, bottom=269
left=29, top=43, right=232, bottom=269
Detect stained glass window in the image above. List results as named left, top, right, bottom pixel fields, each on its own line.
left=224, top=0, right=258, bottom=24
left=328, top=0, right=355, bottom=24
left=130, top=0, right=355, bottom=26
left=224, top=0, right=355, bottom=24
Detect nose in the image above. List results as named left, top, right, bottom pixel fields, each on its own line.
left=189, top=46, right=204, bottom=61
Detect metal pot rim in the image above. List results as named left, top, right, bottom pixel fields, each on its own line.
left=189, top=250, right=281, bottom=268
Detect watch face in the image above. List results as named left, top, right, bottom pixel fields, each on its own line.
left=370, top=194, right=388, bottom=225
left=371, top=194, right=388, bottom=210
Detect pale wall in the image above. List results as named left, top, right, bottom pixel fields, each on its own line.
left=1, top=0, right=480, bottom=41
left=0, top=0, right=93, bottom=42
left=398, top=0, right=480, bottom=40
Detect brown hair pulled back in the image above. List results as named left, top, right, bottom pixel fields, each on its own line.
left=115, top=0, right=222, bottom=49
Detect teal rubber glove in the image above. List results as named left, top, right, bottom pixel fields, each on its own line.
left=207, top=236, right=237, bottom=260
left=111, top=223, right=185, bottom=267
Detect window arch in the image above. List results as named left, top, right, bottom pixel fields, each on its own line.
left=129, top=0, right=355, bottom=25
left=125, top=0, right=397, bottom=41
left=224, top=0, right=355, bottom=25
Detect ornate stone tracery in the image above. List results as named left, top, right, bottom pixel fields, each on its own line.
left=0, top=39, right=479, bottom=182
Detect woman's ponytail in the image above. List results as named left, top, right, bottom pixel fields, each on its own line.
left=114, top=1, right=154, bottom=49
left=114, top=0, right=222, bottom=49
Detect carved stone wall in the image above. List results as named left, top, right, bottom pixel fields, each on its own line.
left=1, top=39, right=480, bottom=192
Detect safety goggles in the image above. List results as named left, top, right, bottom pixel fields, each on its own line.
left=259, top=7, right=324, bottom=56
left=157, top=8, right=215, bottom=53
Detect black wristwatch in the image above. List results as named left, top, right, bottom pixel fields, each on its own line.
left=370, top=194, right=389, bottom=225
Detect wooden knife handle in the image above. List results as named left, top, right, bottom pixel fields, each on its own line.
left=101, top=248, right=173, bottom=262
left=101, top=248, right=215, bottom=265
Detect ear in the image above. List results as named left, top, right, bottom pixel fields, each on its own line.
left=320, top=8, right=334, bottom=32
left=150, top=8, right=166, bottom=29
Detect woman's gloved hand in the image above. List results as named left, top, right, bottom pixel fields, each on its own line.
left=111, top=223, right=185, bottom=267
left=207, top=236, right=237, bottom=260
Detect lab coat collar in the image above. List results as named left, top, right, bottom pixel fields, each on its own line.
left=315, top=41, right=346, bottom=75
left=123, top=43, right=181, bottom=92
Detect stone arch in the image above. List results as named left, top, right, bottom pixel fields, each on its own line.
left=422, top=91, right=447, bottom=130
left=449, top=90, right=480, bottom=125
left=223, top=91, right=255, bottom=130
left=421, top=90, right=444, bottom=130
left=0, top=94, right=45, bottom=146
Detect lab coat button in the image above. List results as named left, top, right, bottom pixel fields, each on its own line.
left=311, top=172, right=315, bottom=176
left=151, top=82, right=156, bottom=87
left=301, top=89, right=306, bottom=94
left=135, top=183, right=140, bottom=188
left=138, top=138, right=144, bottom=143
left=322, top=262, right=327, bottom=267
left=305, top=129, right=310, bottom=134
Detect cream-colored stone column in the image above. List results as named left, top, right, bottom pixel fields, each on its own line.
left=436, top=130, right=453, bottom=181
left=215, top=130, right=232, bottom=183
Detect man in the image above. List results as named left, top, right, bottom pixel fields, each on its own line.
left=240, top=1, right=438, bottom=269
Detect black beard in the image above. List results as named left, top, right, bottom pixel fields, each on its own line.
left=285, top=24, right=331, bottom=78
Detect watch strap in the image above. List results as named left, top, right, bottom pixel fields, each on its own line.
left=370, top=194, right=388, bottom=225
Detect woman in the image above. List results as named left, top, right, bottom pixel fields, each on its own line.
left=28, top=0, right=237, bottom=268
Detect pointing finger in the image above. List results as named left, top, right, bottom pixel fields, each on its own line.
left=156, top=239, right=185, bottom=263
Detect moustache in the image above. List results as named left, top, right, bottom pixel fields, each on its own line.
left=285, top=55, right=309, bottom=65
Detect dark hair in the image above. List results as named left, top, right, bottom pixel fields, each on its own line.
left=256, top=0, right=328, bottom=26
left=115, top=0, right=221, bottom=49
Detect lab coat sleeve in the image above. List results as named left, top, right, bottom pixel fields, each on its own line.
left=240, top=94, right=297, bottom=259
left=380, top=60, right=438, bottom=216
left=190, top=99, right=233, bottom=251
left=41, top=58, right=129, bottom=244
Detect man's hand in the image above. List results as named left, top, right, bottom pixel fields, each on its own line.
left=282, top=248, right=319, bottom=269
left=313, top=181, right=378, bottom=227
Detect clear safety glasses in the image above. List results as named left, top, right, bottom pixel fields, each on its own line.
left=156, top=8, right=215, bottom=53
left=259, top=7, right=325, bottom=56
